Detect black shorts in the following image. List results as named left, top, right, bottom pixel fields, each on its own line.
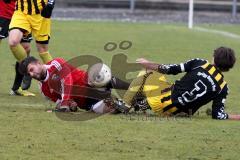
left=0, top=17, right=10, bottom=39
left=84, top=98, right=99, bottom=111
left=0, top=17, right=32, bottom=42
left=21, top=33, right=33, bottom=43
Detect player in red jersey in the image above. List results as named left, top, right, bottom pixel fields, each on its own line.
left=19, top=56, right=130, bottom=113
left=0, top=0, right=34, bottom=96
left=0, top=0, right=15, bottom=20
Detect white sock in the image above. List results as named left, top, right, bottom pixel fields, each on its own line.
left=92, top=100, right=106, bottom=114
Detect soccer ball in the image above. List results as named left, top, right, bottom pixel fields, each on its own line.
left=88, top=63, right=112, bottom=87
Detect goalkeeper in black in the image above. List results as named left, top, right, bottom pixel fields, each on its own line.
left=117, top=47, right=240, bottom=120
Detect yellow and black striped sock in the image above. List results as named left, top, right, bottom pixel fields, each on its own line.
left=39, top=51, right=53, bottom=64
left=10, top=44, right=27, bottom=62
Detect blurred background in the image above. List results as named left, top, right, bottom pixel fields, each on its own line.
left=53, top=0, right=240, bottom=24
left=1, top=1, right=240, bottom=159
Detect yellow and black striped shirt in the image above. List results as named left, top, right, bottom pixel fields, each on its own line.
left=158, top=58, right=228, bottom=119
left=16, top=0, right=48, bottom=15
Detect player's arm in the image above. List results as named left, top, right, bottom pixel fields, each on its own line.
left=211, top=85, right=240, bottom=120
left=136, top=58, right=207, bottom=75
left=41, top=0, right=55, bottom=18
left=205, top=79, right=240, bottom=120
left=57, top=75, right=78, bottom=112
left=58, top=66, right=78, bottom=112
left=212, top=96, right=240, bottom=120
left=220, top=86, right=240, bottom=120
left=50, top=59, right=77, bottom=112
left=228, top=114, right=240, bottom=120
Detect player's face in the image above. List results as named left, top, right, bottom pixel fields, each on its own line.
left=27, top=62, right=46, bottom=81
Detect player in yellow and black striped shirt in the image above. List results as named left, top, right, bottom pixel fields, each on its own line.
left=8, top=0, right=55, bottom=65
left=114, top=47, right=240, bottom=120
left=15, top=0, right=47, bottom=15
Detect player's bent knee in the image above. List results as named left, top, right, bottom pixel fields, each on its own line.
left=8, top=37, right=21, bottom=47
left=8, top=29, right=23, bottom=47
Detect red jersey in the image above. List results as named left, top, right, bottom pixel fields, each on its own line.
left=39, top=58, right=89, bottom=107
left=0, top=0, right=15, bottom=19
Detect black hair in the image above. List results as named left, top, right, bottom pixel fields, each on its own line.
left=213, top=47, right=236, bottom=72
left=19, top=56, right=39, bottom=75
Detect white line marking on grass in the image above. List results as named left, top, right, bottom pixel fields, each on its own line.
left=53, top=18, right=240, bottom=39
left=194, top=27, right=240, bottom=40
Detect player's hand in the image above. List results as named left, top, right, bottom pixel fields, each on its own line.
left=41, top=0, right=55, bottom=18
left=56, top=100, right=78, bottom=112
left=57, top=105, right=71, bottom=112
left=136, top=58, right=159, bottom=70
left=136, top=58, right=151, bottom=64
left=3, top=0, right=11, bottom=3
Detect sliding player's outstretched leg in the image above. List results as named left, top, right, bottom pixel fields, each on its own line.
left=115, top=70, right=168, bottom=113
left=104, top=97, right=132, bottom=114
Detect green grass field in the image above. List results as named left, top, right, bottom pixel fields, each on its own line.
left=0, top=21, right=240, bottom=160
